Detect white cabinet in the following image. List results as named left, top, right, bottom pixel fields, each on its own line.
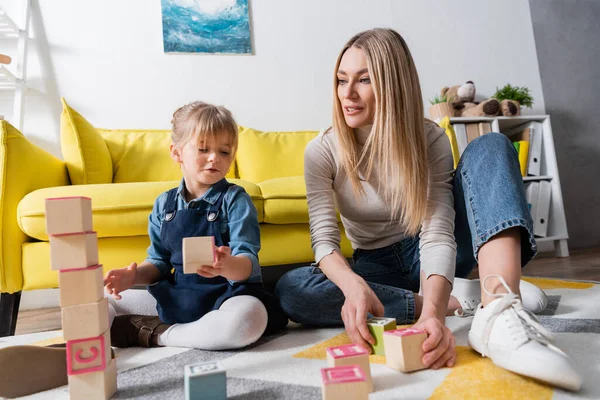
left=450, top=115, right=569, bottom=257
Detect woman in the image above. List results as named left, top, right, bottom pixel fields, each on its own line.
left=275, top=28, right=580, bottom=391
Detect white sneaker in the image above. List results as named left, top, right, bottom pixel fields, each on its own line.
left=468, top=275, right=582, bottom=392
left=451, top=277, right=548, bottom=315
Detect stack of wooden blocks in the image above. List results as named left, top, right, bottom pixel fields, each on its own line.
left=321, top=318, right=428, bottom=399
left=45, top=196, right=117, bottom=400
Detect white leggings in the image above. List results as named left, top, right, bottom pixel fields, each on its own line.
left=106, top=289, right=268, bottom=350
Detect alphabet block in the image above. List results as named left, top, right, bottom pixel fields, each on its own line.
left=68, top=358, right=116, bottom=400
left=50, top=231, right=99, bottom=271
left=182, top=236, right=215, bottom=274
left=66, top=330, right=111, bottom=375
left=383, top=328, right=427, bottom=372
left=366, top=317, right=397, bottom=355
left=184, top=361, right=227, bottom=400
left=45, top=196, right=93, bottom=236
left=321, top=365, right=368, bottom=400
left=62, top=298, right=109, bottom=341
left=326, top=344, right=372, bottom=392
left=59, top=264, right=104, bottom=307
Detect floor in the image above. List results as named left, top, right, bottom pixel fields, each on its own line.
left=13, top=246, right=600, bottom=336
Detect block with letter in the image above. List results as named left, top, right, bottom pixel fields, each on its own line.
left=68, top=358, right=116, bottom=400
left=49, top=231, right=99, bottom=271
left=326, top=344, right=372, bottom=392
left=366, top=317, right=397, bottom=355
left=321, top=365, right=368, bottom=400
left=184, top=361, right=227, bottom=400
left=62, top=298, right=109, bottom=341
left=383, top=328, right=427, bottom=372
left=183, top=236, right=216, bottom=274
left=66, top=330, right=111, bottom=376
left=59, top=264, right=104, bottom=307
left=45, top=196, right=93, bottom=236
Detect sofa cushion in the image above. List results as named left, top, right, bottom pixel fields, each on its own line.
left=18, top=179, right=264, bottom=241
left=236, top=128, right=318, bottom=183
left=60, top=98, right=113, bottom=185
left=258, top=177, right=309, bottom=224
left=99, top=129, right=237, bottom=183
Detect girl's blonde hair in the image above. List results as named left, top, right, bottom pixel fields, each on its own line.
left=332, top=28, right=428, bottom=236
left=171, top=101, right=238, bottom=150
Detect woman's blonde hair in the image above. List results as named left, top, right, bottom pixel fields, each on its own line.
left=171, top=101, right=238, bottom=151
left=332, top=28, right=428, bottom=235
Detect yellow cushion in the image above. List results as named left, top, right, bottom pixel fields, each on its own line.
left=18, top=179, right=263, bottom=241
left=258, top=177, right=309, bottom=224
left=60, top=99, right=113, bottom=184
left=99, top=129, right=237, bottom=183
left=438, top=116, right=460, bottom=168
left=236, top=128, right=318, bottom=182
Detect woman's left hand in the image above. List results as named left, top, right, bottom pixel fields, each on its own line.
left=412, top=316, right=456, bottom=370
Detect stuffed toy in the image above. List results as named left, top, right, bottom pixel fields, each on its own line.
left=441, top=81, right=500, bottom=118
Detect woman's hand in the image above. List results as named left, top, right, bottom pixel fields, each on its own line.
left=104, top=262, right=137, bottom=300
left=341, top=277, right=385, bottom=352
left=413, top=316, right=456, bottom=369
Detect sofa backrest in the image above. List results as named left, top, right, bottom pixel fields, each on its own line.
left=61, top=99, right=320, bottom=185
left=98, top=129, right=238, bottom=183
left=236, top=127, right=318, bottom=183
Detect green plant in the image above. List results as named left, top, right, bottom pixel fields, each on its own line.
left=492, top=84, right=534, bottom=108
left=429, top=94, right=454, bottom=105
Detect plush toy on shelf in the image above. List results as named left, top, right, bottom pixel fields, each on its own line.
left=441, top=81, right=500, bottom=118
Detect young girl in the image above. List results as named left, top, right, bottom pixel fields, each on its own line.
left=104, top=101, right=286, bottom=350
left=275, top=28, right=581, bottom=391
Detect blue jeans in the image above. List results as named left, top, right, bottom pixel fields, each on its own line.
left=274, top=133, right=537, bottom=326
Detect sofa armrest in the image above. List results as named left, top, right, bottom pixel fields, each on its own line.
left=0, top=121, right=69, bottom=293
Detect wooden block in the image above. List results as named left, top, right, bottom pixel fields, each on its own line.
left=321, top=365, right=368, bottom=400
left=182, top=236, right=215, bottom=274
left=67, top=330, right=111, bottom=376
left=326, top=344, right=372, bottom=392
left=62, top=298, right=109, bottom=341
left=383, top=328, right=427, bottom=372
left=50, top=231, right=99, bottom=271
left=366, top=317, right=396, bottom=355
left=45, top=196, right=93, bottom=236
left=59, top=264, right=104, bottom=307
left=68, top=357, right=116, bottom=400
left=184, top=361, right=227, bottom=400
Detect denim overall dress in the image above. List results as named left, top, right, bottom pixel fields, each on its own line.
left=148, top=183, right=262, bottom=324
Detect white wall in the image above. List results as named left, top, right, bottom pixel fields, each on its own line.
left=0, top=0, right=545, bottom=159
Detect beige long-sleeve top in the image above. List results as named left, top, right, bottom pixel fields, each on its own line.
left=304, top=121, right=457, bottom=284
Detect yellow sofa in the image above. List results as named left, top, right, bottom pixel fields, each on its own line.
left=0, top=99, right=353, bottom=336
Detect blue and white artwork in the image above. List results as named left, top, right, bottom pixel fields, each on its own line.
left=161, top=0, right=252, bottom=54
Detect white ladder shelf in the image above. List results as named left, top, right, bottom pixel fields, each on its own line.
left=0, top=0, right=31, bottom=131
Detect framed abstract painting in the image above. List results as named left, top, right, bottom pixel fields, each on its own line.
left=161, top=0, right=252, bottom=54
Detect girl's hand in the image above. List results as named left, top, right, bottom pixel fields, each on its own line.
left=104, top=262, right=137, bottom=300
left=196, top=246, right=233, bottom=279
left=341, top=277, right=385, bottom=352
left=413, top=316, right=456, bottom=369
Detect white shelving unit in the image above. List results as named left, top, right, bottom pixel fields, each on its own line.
left=450, top=115, right=570, bottom=257
left=0, top=0, right=30, bottom=131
